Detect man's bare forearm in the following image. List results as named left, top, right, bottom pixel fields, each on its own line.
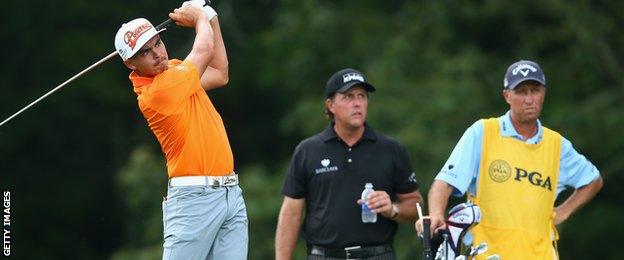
left=200, top=18, right=228, bottom=89
left=428, top=180, right=453, bottom=218
left=276, top=198, right=304, bottom=260
left=190, top=16, right=214, bottom=73
left=427, top=180, right=454, bottom=233
left=207, top=18, right=227, bottom=73
left=555, top=176, right=603, bottom=224
left=394, top=190, right=424, bottom=222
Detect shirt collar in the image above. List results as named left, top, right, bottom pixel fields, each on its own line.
left=321, top=123, right=377, bottom=143
left=129, top=71, right=154, bottom=95
left=499, top=110, right=543, bottom=144
left=128, top=59, right=181, bottom=95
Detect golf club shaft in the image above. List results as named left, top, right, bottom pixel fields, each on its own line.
left=423, top=218, right=433, bottom=260
left=0, top=51, right=118, bottom=127
left=155, top=19, right=173, bottom=30
left=0, top=16, right=178, bottom=128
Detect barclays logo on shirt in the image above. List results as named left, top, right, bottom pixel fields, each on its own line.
left=440, top=163, right=458, bottom=179
left=315, top=158, right=339, bottom=174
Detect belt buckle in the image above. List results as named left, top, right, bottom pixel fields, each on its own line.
left=223, top=176, right=237, bottom=186
left=211, top=178, right=221, bottom=188
left=310, top=246, right=324, bottom=256
left=344, top=246, right=361, bottom=260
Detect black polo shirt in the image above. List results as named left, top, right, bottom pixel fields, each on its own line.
left=281, top=123, right=419, bottom=248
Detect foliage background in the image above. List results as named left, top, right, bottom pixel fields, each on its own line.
left=1, top=0, right=622, bottom=259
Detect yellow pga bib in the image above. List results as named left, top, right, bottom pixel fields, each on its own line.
left=471, top=118, right=561, bottom=260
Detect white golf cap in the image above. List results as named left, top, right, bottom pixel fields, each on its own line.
left=114, top=18, right=165, bottom=61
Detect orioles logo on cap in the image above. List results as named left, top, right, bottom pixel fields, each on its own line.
left=124, top=23, right=153, bottom=50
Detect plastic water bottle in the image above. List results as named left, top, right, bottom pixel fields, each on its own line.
left=361, top=183, right=377, bottom=223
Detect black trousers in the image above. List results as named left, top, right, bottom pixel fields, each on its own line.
left=307, top=251, right=397, bottom=260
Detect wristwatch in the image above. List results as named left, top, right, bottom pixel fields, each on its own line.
left=390, top=203, right=399, bottom=219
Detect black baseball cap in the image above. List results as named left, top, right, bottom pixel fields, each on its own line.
left=503, top=60, right=546, bottom=90
left=324, top=68, right=376, bottom=98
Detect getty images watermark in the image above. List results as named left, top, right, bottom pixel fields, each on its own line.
left=3, top=190, right=10, bottom=257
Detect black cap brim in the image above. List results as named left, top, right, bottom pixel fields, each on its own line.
left=336, top=82, right=376, bottom=94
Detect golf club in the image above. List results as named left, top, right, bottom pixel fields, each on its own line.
left=0, top=1, right=210, bottom=128
left=417, top=203, right=434, bottom=260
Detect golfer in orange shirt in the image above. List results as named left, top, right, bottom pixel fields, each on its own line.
left=114, top=3, right=247, bottom=260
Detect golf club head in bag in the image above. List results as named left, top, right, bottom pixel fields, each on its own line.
left=434, top=202, right=481, bottom=260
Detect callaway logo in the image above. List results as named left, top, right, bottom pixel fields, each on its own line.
left=453, top=211, right=470, bottom=223
left=342, top=73, right=364, bottom=83
left=124, top=23, right=153, bottom=50
left=512, top=64, right=537, bottom=77
left=315, top=158, right=338, bottom=174
left=408, top=172, right=417, bottom=183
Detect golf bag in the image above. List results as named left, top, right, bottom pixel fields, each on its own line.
left=434, top=202, right=482, bottom=260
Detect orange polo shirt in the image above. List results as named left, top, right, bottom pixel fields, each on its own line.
left=129, top=59, right=234, bottom=178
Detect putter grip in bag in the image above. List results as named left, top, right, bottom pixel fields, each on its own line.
left=422, top=217, right=433, bottom=260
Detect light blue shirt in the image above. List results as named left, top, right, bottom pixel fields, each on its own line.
left=436, top=111, right=600, bottom=198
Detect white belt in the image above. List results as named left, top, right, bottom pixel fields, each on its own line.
left=168, top=174, right=238, bottom=187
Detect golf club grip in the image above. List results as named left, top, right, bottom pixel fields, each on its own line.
left=155, top=0, right=212, bottom=30
left=422, top=218, right=433, bottom=260
left=155, top=19, right=174, bottom=30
